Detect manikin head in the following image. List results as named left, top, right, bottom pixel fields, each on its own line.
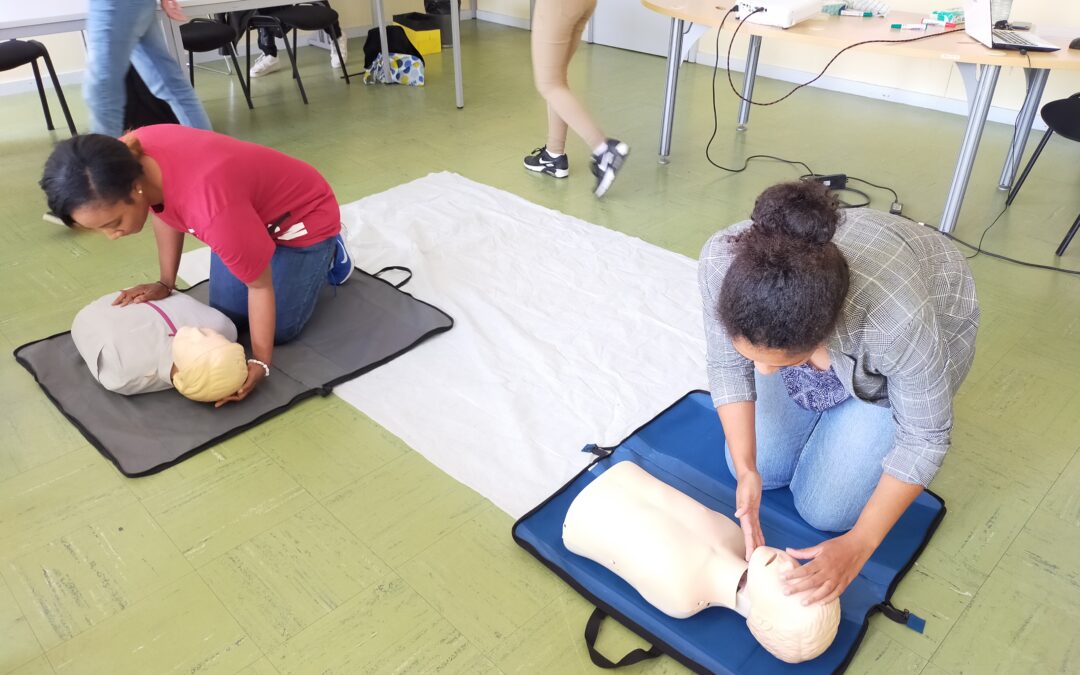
left=171, top=327, right=248, bottom=402
left=744, top=546, right=841, bottom=663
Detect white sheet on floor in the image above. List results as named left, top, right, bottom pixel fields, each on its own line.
left=179, top=172, right=709, bottom=517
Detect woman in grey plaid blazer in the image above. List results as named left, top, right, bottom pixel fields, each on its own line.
left=699, top=181, right=978, bottom=607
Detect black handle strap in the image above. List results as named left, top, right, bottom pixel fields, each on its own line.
left=584, top=608, right=663, bottom=669
left=374, top=266, right=413, bottom=289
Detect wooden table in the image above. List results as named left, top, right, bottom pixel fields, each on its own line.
left=641, top=0, right=1080, bottom=232
left=0, top=0, right=465, bottom=109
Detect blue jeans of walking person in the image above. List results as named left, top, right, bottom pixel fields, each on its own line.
left=85, top=0, right=212, bottom=136
left=209, top=238, right=335, bottom=344
left=725, top=370, right=896, bottom=532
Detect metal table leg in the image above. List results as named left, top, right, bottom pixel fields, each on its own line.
left=736, top=34, right=761, bottom=131
left=998, top=67, right=1049, bottom=190
left=939, top=64, right=1000, bottom=234
left=451, top=0, right=463, bottom=108
left=657, top=17, right=684, bottom=164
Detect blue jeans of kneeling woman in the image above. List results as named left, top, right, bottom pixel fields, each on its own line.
left=725, top=369, right=895, bottom=533
left=209, top=238, right=335, bottom=344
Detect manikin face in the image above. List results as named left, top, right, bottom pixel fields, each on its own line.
left=744, top=546, right=840, bottom=663
left=69, top=190, right=150, bottom=240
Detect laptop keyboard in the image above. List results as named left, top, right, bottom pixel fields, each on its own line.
left=993, top=30, right=1036, bottom=47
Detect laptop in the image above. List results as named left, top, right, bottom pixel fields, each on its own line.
left=964, top=0, right=1060, bottom=52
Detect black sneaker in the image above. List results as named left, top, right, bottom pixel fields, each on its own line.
left=523, top=146, right=569, bottom=178
left=590, top=139, right=630, bottom=198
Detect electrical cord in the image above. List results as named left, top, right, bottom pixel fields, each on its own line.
left=706, top=8, right=817, bottom=176
left=726, top=9, right=964, bottom=107
left=697, top=8, right=1079, bottom=276
left=902, top=213, right=1080, bottom=276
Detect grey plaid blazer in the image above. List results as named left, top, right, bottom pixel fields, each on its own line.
left=699, top=208, right=979, bottom=487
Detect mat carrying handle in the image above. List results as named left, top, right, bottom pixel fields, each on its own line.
left=584, top=608, right=663, bottom=669
left=374, top=266, right=413, bottom=289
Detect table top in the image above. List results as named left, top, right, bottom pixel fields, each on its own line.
left=642, top=0, right=1080, bottom=70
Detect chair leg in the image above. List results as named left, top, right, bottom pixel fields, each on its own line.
left=330, top=31, right=350, bottom=84
left=41, top=51, right=77, bottom=136
left=30, top=59, right=55, bottom=131
left=1056, top=212, right=1080, bottom=257
left=1006, top=129, right=1054, bottom=206
left=227, top=42, right=254, bottom=109
left=189, top=50, right=195, bottom=87
left=282, top=29, right=308, bottom=104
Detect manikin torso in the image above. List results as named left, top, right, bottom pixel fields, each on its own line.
left=563, top=461, right=840, bottom=663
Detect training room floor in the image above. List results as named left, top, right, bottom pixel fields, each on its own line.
left=1, top=21, right=1078, bottom=675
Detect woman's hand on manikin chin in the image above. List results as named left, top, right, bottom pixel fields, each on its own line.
left=214, top=362, right=267, bottom=408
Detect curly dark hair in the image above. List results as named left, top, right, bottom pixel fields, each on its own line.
left=718, top=181, right=850, bottom=353
left=40, top=134, right=144, bottom=227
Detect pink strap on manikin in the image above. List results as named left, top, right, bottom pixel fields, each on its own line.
left=143, top=301, right=178, bottom=336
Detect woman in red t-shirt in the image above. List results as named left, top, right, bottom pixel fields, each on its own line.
left=40, top=125, right=354, bottom=407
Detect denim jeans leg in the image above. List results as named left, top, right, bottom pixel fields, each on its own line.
left=789, top=397, right=896, bottom=532
left=725, top=370, right=820, bottom=489
left=208, top=239, right=333, bottom=343
left=131, top=13, right=212, bottom=130
left=208, top=252, right=250, bottom=329
left=84, top=0, right=153, bottom=136
left=270, top=238, right=334, bottom=343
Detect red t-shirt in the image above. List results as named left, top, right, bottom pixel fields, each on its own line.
left=134, top=125, right=341, bottom=284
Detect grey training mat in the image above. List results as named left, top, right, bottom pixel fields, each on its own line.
left=14, top=267, right=452, bottom=476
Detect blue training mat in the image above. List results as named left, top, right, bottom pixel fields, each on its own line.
left=513, top=390, right=945, bottom=674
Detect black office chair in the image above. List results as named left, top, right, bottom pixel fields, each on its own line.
left=248, top=2, right=349, bottom=105
left=179, top=18, right=254, bottom=109
left=1006, top=93, right=1080, bottom=256
left=0, top=39, right=76, bottom=136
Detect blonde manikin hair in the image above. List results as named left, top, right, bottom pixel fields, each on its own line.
left=171, top=326, right=248, bottom=402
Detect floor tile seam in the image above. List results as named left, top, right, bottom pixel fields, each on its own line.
left=191, top=563, right=275, bottom=671
left=252, top=419, right=408, bottom=503
left=481, top=591, right=568, bottom=667
left=392, top=563, right=500, bottom=667
left=0, top=447, right=86, bottom=498
left=0, top=481, right=153, bottom=572
left=923, top=464, right=1065, bottom=667
left=0, top=571, right=52, bottom=675
left=34, top=568, right=219, bottom=666
left=176, top=480, right=320, bottom=572
left=386, top=491, right=492, bottom=570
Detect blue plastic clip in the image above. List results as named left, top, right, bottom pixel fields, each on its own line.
left=878, top=601, right=925, bottom=634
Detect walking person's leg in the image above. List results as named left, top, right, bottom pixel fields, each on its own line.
left=130, top=10, right=212, bottom=130
left=84, top=0, right=149, bottom=136
left=531, top=0, right=605, bottom=152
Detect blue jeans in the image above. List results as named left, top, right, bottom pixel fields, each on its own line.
left=85, top=0, right=212, bottom=136
left=209, top=238, right=334, bottom=344
left=725, top=370, right=896, bottom=532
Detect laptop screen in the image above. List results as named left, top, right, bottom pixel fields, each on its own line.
left=964, top=0, right=994, bottom=48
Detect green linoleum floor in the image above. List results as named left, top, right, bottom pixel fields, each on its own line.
left=2, top=20, right=1079, bottom=675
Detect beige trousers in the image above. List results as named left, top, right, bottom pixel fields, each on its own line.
left=531, top=0, right=606, bottom=154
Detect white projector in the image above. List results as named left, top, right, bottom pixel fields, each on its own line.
left=737, top=0, right=820, bottom=28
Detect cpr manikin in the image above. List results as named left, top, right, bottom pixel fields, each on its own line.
left=72, top=291, right=247, bottom=402
left=563, top=461, right=840, bottom=664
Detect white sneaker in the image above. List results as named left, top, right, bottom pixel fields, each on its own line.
left=249, top=54, right=282, bottom=78
left=330, top=36, right=348, bottom=69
